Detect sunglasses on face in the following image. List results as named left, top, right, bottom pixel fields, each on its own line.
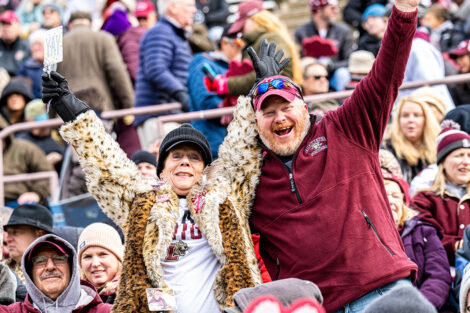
left=253, top=78, right=297, bottom=97
left=32, top=254, right=69, bottom=267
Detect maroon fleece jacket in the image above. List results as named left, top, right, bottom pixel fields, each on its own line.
left=250, top=7, right=418, bottom=312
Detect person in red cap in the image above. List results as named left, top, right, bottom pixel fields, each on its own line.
left=449, top=39, right=470, bottom=106
left=210, top=0, right=421, bottom=308
left=412, top=120, right=470, bottom=266
left=203, top=0, right=302, bottom=100
left=0, top=234, right=111, bottom=312
left=294, top=0, right=353, bottom=91
left=0, top=10, right=31, bottom=76
left=134, top=0, right=158, bottom=29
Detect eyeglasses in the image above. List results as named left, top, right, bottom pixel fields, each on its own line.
left=253, top=78, right=297, bottom=97
left=312, top=75, right=328, bottom=80
left=32, top=255, right=68, bottom=267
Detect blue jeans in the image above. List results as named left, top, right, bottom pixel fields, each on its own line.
left=331, top=278, right=412, bottom=313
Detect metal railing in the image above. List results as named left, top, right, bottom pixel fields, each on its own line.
left=155, top=73, right=470, bottom=132
left=0, top=102, right=181, bottom=207
left=1, top=72, right=470, bottom=207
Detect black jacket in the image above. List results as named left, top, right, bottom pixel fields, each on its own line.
left=357, top=33, right=382, bottom=56
left=294, top=20, right=354, bottom=72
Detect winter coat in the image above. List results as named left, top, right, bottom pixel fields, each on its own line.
left=56, top=24, right=134, bottom=113
left=294, top=20, right=354, bottom=72
left=460, top=262, right=470, bottom=313
left=134, top=17, right=192, bottom=126
left=188, top=52, right=228, bottom=158
left=400, top=37, right=455, bottom=110
left=250, top=7, right=418, bottom=312
left=453, top=225, right=470, bottom=308
left=383, top=138, right=429, bottom=184
left=449, top=82, right=470, bottom=106
left=196, top=0, right=229, bottom=28
left=227, top=29, right=294, bottom=97
left=59, top=98, right=264, bottom=312
left=342, top=0, right=388, bottom=31
left=0, top=38, right=31, bottom=76
left=0, top=79, right=33, bottom=125
left=400, top=217, right=452, bottom=310
left=357, top=33, right=382, bottom=56
left=412, top=190, right=470, bottom=266
left=0, top=234, right=112, bottom=313
left=0, top=115, right=53, bottom=204
left=116, top=26, right=146, bottom=85
left=17, top=57, right=43, bottom=99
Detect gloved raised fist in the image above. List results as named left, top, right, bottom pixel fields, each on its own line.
left=247, top=39, right=290, bottom=85
left=42, top=71, right=90, bottom=123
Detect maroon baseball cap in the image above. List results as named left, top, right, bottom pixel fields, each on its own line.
left=309, top=0, right=338, bottom=13
left=449, top=40, right=470, bottom=59
left=28, top=240, right=68, bottom=262
left=252, top=75, right=303, bottom=112
left=135, top=0, right=156, bottom=18
left=228, top=0, right=263, bottom=34
left=0, top=10, right=19, bottom=24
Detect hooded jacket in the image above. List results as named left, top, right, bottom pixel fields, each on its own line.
left=0, top=234, right=111, bottom=313
left=0, top=79, right=34, bottom=125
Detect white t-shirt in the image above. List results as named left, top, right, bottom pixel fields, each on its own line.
left=162, top=199, right=221, bottom=313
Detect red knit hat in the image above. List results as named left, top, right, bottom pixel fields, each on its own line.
left=436, top=120, right=470, bottom=164
left=383, top=173, right=410, bottom=206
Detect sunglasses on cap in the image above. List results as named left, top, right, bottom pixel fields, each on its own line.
left=253, top=78, right=298, bottom=98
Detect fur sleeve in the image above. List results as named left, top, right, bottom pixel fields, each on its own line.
left=59, top=111, right=152, bottom=233
left=213, top=96, right=263, bottom=217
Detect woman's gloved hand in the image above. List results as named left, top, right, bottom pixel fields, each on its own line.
left=42, top=71, right=90, bottom=123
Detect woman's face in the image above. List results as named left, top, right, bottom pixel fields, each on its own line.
left=160, top=144, right=204, bottom=196
left=443, top=148, right=470, bottom=186
left=399, top=101, right=425, bottom=145
left=80, top=246, right=120, bottom=288
left=385, top=180, right=404, bottom=226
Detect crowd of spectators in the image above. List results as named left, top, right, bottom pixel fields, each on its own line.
left=0, top=0, right=467, bottom=312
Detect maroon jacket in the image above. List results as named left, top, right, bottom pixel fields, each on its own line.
left=250, top=7, right=418, bottom=312
left=117, top=26, right=146, bottom=85
left=412, top=191, right=470, bottom=266
left=0, top=281, right=111, bottom=313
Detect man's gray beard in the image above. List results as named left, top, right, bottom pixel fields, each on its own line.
left=259, top=114, right=311, bottom=156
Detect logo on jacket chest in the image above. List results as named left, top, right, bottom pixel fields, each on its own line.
left=304, top=136, right=327, bottom=156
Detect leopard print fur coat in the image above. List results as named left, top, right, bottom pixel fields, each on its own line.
left=60, top=96, right=264, bottom=312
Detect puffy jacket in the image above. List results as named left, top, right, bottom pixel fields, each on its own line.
left=400, top=217, right=452, bottom=310
left=134, top=17, right=192, bottom=126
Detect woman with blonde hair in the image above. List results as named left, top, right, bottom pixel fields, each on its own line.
left=204, top=0, right=301, bottom=96
left=383, top=173, right=452, bottom=311
left=77, top=223, right=124, bottom=304
left=411, top=121, right=470, bottom=266
left=383, top=96, right=440, bottom=183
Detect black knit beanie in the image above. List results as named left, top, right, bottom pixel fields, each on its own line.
left=157, top=123, right=212, bottom=177
left=131, top=150, right=157, bottom=167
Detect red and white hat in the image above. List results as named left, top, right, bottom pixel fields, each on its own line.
left=436, top=120, right=470, bottom=164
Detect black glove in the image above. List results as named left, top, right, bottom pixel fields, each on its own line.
left=42, top=71, right=90, bottom=123
left=173, top=90, right=190, bottom=113
left=247, top=39, right=290, bottom=85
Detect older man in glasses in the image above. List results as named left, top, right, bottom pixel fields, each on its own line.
left=0, top=234, right=111, bottom=313
left=214, top=0, right=420, bottom=310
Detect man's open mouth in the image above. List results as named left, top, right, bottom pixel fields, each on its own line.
left=274, top=125, right=293, bottom=136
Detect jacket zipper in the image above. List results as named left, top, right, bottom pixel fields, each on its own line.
left=288, top=169, right=302, bottom=204
left=361, top=210, right=394, bottom=255
left=274, top=257, right=280, bottom=280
